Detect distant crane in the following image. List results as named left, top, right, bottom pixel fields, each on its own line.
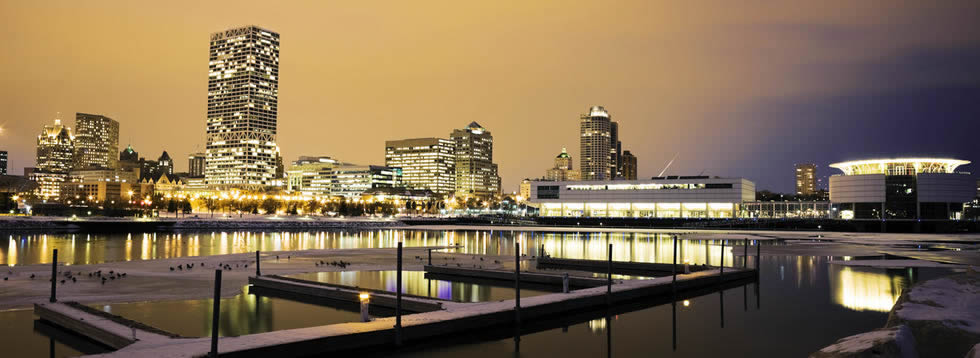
left=657, top=153, right=679, bottom=177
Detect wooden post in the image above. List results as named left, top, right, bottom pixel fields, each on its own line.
left=720, top=241, right=725, bottom=277
left=515, top=242, right=521, bottom=344
left=49, top=249, right=58, bottom=303
left=427, top=248, right=432, bottom=266
left=209, top=269, right=222, bottom=357
left=705, top=240, right=710, bottom=266
left=743, top=238, right=748, bottom=269
left=255, top=250, right=261, bottom=276
left=607, top=243, right=613, bottom=304
left=396, top=242, right=403, bottom=346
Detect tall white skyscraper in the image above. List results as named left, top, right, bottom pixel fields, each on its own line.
left=580, top=106, right=612, bottom=180
left=205, top=25, right=280, bottom=188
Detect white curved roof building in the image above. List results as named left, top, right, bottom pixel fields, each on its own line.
left=829, top=157, right=974, bottom=220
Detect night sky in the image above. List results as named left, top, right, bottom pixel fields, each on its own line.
left=1, top=1, right=978, bottom=193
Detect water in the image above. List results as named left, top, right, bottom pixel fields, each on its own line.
left=1, top=230, right=736, bottom=266
left=0, top=229, right=961, bottom=357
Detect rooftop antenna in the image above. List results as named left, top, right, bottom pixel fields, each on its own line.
left=657, top=153, right=678, bottom=177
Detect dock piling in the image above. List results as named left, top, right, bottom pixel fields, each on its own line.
left=427, top=248, right=432, bottom=266
left=359, top=293, right=370, bottom=322
left=607, top=243, right=612, bottom=304
left=743, top=239, right=748, bottom=268
left=50, top=249, right=58, bottom=303
left=255, top=250, right=261, bottom=276
left=515, top=242, right=521, bottom=343
left=720, top=241, right=725, bottom=278
left=396, top=242, right=403, bottom=346
left=756, top=241, right=761, bottom=270
left=672, top=236, right=677, bottom=290
left=562, top=273, right=569, bottom=293
left=210, top=269, right=222, bottom=358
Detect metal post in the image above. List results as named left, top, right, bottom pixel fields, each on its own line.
left=515, top=242, right=521, bottom=344
left=255, top=250, right=261, bottom=276
left=705, top=240, right=709, bottom=266
left=607, top=243, right=613, bottom=304
left=427, top=248, right=432, bottom=266
left=209, top=269, right=222, bottom=357
left=50, top=249, right=58, bottom=303
left=756, top=241, right=761, bottom=271
left=360, top=294, right=370, bottom=322
left=562, top=273, right=569, bottom=293
left=396, top=242, right=403, bottom=346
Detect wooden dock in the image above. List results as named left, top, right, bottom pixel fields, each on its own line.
left=424, top=265, right=610, bottom=288
left=248, top=275, right=451, bottom=313
left=38, top=266, right=756, bottom=357
left=536, top=256, right=713, bottom=276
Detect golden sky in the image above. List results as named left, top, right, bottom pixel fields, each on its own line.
left=2, top=1, right=978, bottom=191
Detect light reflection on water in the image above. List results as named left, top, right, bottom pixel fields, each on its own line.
left=1, top=231, right=739, bottom=267
left=287, top=270, right=549, bottom=302
left=829, top=266, right=910, bottom=312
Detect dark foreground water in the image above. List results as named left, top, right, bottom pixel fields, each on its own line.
left=0, top=230, right=961, bottom=357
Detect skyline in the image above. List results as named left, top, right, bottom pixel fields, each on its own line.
left=2, top=1, right=979, bottom=193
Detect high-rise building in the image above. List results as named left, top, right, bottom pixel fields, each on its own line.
left=795, top=163, right=817, bottom=197
left=33, top=118, right=75, bottom=198
left=385, top=138, right=456, bottom=195
left=621, top=150, right=638, bottom=180
left=610, top=121, right=622, bottom=178
left=0, top=150, right=7, bottom=176
left=545, top=147, right=581, bottom=181
left=120, top=145, right=139, bottom=162
left=188, top=153, right=206, bottom=178
left=451, top=122, right=501, bottom=198
left=74, top=113, right=119, bottom=170
left=580, top=106, right=613, bottom=180
left=205, top=25, right=280, bottom=188
left=518, top=178, right=532, bottom=202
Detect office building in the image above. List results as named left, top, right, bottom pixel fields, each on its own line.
left=188, top=153, right=206, bottom=178
left=120, top=145, right=139, bottom=162
left=610, top=121, right=622, bottom=178
left=205, top=25, right=280, bottom=188
left=139, top=151, right=174, bottom=181
left=451, top=122, right=501, bottom=198
left=829, top=158, right=975, bottom=219
left=580, top=106, right=618, bottom=180
left=621, top=151, right=637, bottom=180
left=62, top=167, right=141, bottom=203
left=33, top=118, right=75, bottom=198
left=545, top=148, right=581, bottom=181
left=0, top=150, right=6, bottom=176
left=530, top=176, right=755, bottom=218
left=286, top=156, right=401, bottom=197
left=795, top=163, right=817, bottom=197
left=385, top=138, right=456, bottom=195
left=74, top=113, right=119, bottom=169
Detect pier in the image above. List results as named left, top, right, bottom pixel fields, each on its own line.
left=33, top=263, right=756, bottom=357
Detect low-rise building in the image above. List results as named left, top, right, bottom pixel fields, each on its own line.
left=829, top=158, right=974, bottom=220
left=287, top=156, right=402, bottom=198
left=529, top=176, right=755, bottom=218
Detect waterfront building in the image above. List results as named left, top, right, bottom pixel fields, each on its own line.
left=451, top=122, right=501, bottom=198
left=286, top=156, right=402, bottom=198
left=829, top=158, right=975, bottom=219
left=188, top=153, right=206, bottom=178
left=795, top=163, right=817, bottom=197
left=205, top=25, right=280, bottom=188
left=73, top=113, right=119, bottom=169
left=0, top=150, right=6, bottom=176
left=741, top=201, right=831, bottom=219
left=529, top=176, right=755, bottom=218
left=33, top=118, right=75, bottom=199
left=385, top=138, right=456, bottom=195
left=61, top=167, right=141, bottom=203
left=621, top=150, right=637, bottom=180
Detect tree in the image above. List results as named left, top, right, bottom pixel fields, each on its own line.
left=260, top=197, right=279, bottom=215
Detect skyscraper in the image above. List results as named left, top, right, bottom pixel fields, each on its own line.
left=610, top=121, right=622, bottom=178
left=545, top=147, right=580, bottom=181
left=621, top=150, right=638, bottom=180
left=205, top=25, right=280, bottom=188
left=34, top=118, right=75, bottom=198
left=0, top=150, right=7, bottom=176
left=385, top=138, right=456, bottom=195
left=74, top=113, right=119, bottom=170
left=580, top=106, right=613, bottom=180
left=796, top=163, right=817, bottom=197
left=188, top=152, right=206, bottom=178
left=451, top=122, right=501, bottom=198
